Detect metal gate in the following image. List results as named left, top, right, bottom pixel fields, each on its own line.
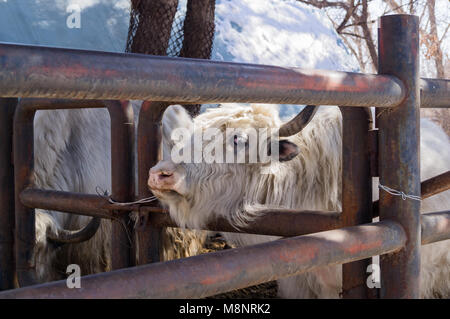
left=0, top=14, right=449, bottom=298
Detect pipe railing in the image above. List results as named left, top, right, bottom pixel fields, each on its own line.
left=0, top=220, right=406, bottom=299
left=0, top=42, right=404, bottom=107
left=0, top=43, right=447, bottom=108
left=19, top=188, right=450, bottom=245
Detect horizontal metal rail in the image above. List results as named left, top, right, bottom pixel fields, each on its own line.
left=20, top=188, right=342, bottom=237
left=147, top=208, right=342, bottom=237
left=420, top=171, right=450, bottom=199
left=0, top=220, right=406, bottom=299
left=148, top=209, right=450, bottom=245
left=0, top=43, right=446, bottom=108
left=421, top=210, right=450, bottom=245
left=420, top=78, right=450, bottom=108
left=0, top=42, right=406, bottom=107
left=20, top=188, right=450, bottom=244
left=20, top=189, right=122, bottom=219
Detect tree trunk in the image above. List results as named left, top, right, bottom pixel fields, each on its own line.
left=179, top=0, right=216, bottom=117
left=126, top=0, right=179, bottom=55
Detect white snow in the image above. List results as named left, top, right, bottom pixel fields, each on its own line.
left=0, top=0, right=359, bottom=119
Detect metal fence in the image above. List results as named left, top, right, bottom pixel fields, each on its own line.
left=0, top=14, right=449, bottom=298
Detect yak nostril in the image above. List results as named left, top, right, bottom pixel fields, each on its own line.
left=159, top=172, right=173, bottom=178
left=153, top=170, right=174, bottom=180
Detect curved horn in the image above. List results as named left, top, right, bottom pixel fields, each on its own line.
left=278, top=105, right=319, bottom=137
left=47, top=217, right=101, bottom=245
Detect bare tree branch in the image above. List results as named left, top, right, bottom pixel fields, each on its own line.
left=426, top=0, right=444, bottom=78
left=336, top=1, right=357, bottom=33
left=385, top=0, right=407, bottom=14
left=439, top=23, right=450, bottom=43
left=354, top=0, right=378, bottom=69
left=341, top=31, right=366, bottom=39
left=297, top=0, right=350, bottom=9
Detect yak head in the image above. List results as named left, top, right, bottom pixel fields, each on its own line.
left=148, top=104, right=317, bottom=228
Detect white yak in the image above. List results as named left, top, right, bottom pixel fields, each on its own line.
left=31, top=103, right=205, bottom=283
left=148, top=103, right=450, bottom=298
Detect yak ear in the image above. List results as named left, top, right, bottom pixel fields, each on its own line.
left=278, top=140, right=300, bottom=162
left=162, top=105, right=194, bottom=160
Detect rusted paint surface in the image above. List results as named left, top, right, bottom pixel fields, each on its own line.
left=420, top=171, right=450, bottom=199
left=421, top=211, right=450, bottom=245
left=20, top=188, right=342, bottom=237
left=20, top=187, right=449, bottom=245
left=340, top=107, right=373, bottom=298
left=420, top=78, right=450, bottom=108
left=106, top=100, right=135, bottom=270
left=0, top=43, right=406, bottom=107
left=14, top=100, right=40, bottom=287
left=135, top=101, right=170, bottom=265
left=377, top=14, right=421, bottom=299
left=0, top=98, right=18, bottom=290
left=0, top=221, right=406, bottom=299
left=20, top=188, right=120, bottom=219
left=20, top=186, right=450, bottom=244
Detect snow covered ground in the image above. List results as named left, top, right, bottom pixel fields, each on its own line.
left=0, top=0, right=358, bottom=119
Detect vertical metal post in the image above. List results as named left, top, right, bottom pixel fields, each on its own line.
left=340, top=107, right=373, bottom=298
left=377, top=14, right=420, bottom=298
left=0, top=98, right=18, bottom=290
left=106, top=101, right=135, bottom=270
left=135, top=101, right=169, bottom=264
left=13, top=101, right=38, bottom=286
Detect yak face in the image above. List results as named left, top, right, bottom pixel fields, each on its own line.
left=148, top=105, right=301, bottom=228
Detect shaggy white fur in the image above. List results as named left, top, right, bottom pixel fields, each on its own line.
left=154, top=104, right=450, bottom=298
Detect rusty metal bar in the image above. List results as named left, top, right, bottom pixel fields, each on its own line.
left=421, top=171, right=450, bottom=199
left=420, top=78, right=450, bottom=108
left=340, top=107, right=373, bottom=298
left=20, top=188, right=342, bottom=237
left=0, top=98, right=17, bottom=290
left=19, top=186, right=450, bottom=245
left=105, top=100, right=135, bottom=270
left=0, top=43, right=406, bottom=107
left=19, top=188, right=448, bottom=245
left=377, top=14, right=421, bottom=299
left=135, top=101, right=170, bottom=264
left=149, top=209, right=342, bottom=237
left=421, top=211, right=450, bottom=245
left=14, top=100, right=42, bottom=287
left=20, top=188, right=121, bottom=219
left=0, top=220, right=406, bottom=299
left=12, top=98, right=106, bottom=110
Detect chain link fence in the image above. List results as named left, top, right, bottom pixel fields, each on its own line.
left=126, top=0, right=215, bottom=116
